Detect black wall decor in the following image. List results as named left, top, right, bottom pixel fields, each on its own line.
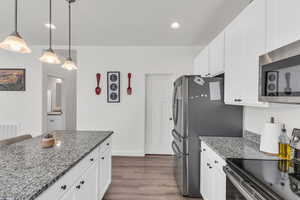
left=107, top=71, right=120, bottom=103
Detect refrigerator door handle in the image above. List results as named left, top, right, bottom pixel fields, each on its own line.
left=172, top=129, right=182, bottom=142
left=172, top=141, right=182, bottom=158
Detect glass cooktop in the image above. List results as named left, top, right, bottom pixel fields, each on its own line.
left=227, top=159, right=300, bottom=200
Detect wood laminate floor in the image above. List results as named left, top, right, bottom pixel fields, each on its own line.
left=103, top=155, right=202, bottom=200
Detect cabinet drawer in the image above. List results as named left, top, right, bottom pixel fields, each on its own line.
left=99, top=137, right=112, bottom=154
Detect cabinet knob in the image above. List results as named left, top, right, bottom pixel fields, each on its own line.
left=106, top=143, right=110, bottom=146
left=80, top=180, right=85, bottom=185
left=90, top=158, right=94, bottom=162
left=203, top=148, right=206, bottom=151
left=61, top=185, right=67, bottom=190
left=214, top=160, right=218, bottom=164
left=76, top=185, right=81, bottom=189
left=101, top=157, right=105, bottom=160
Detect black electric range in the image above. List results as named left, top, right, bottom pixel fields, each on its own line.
left=224, top=159, right=300, bottom=200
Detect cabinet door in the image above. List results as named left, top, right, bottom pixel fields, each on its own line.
left=224, top=13, right=244, bottom=104
left=209, top=31, right=225, bottom=76
left=267, top=0, right=300, bottom=52
left=98, top=148, right=112, bottom=199
left=194, top=47, right=209, bottom=76
left=200, top=147, right=213, bottom=200
left=74, top=163, right=98, bottom=200
left=225, top=0, right=267, bottom=107
left=212, top=163, right=226, bottom=200
left=60, top=188, right=74, bottom=200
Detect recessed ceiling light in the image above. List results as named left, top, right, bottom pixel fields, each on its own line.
left=45, top=23, right=56, bottom=30
left=171, top=22, right=181, bottom=29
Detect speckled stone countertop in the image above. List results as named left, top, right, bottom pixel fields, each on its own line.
left=0, top=130, right=113, bottom=200
left=199, top=134, right=278, bottom=160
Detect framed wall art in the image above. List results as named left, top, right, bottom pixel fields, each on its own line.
left=107, top=71, right=120, bottom=103
left=0, top=68, right=25, bottom=91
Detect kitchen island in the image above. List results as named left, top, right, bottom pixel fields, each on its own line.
left=0, top=130, right=113, bottom=200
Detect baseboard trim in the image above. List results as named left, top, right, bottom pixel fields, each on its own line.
left=112, top=151, right=145, bottom=157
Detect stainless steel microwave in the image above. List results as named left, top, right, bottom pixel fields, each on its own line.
left=259, top=40, right=300, bottom=104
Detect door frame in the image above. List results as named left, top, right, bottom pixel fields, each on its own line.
left=144, top=73, right=174, bottom=155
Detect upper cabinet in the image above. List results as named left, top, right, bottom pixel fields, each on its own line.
left=209, top=31, right=225, bottom=76
left=266, top=0, right=300, bottom=52
left=193, top=32, right=225, bottom=77
left=224, top=0, right=268, bottom=107
left=194, top=46, right=209, bottom=77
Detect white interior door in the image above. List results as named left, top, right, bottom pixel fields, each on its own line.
left=145, top=74, right=174, bottom=155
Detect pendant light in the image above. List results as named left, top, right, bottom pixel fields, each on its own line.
left=39, top=0, right=61, bottom=64
left=0, top=0, right=31, bottom=53
left=62, top=0, right=78, bottom=71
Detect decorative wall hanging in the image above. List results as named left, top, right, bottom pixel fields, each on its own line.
left=95, top=73, right=101, bottom=95
left=0, top=69, right=25, bottom=91
left=127, top=73, right=132, bottom=95
left=107, top=71, right=120, bottom=103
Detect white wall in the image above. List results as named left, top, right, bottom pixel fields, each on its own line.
left=76, top=46, right=198, bottom=156
left=0, top=47, right=43, bottom=137
left=244, top=104, right=300, bottom=137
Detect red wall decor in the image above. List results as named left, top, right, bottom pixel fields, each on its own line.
left=95, top=73, right=101, bottom=95
left=127, top=73, right=132, bottom=95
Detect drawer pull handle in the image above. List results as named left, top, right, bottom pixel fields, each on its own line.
left=76, top=185, right=81, bottom=189
left=61, top=185, right=67, bottom=190
left=80, top=181, right=85, bottom=185
left=90, top=158, right=94, bottom=162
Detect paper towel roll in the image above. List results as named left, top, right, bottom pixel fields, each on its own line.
left=260, top=122, right=282, bottom=154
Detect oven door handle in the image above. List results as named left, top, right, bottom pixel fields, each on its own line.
left=172, top=129, right=182, bottom=142
left=223, top=166, right=268, bottom=200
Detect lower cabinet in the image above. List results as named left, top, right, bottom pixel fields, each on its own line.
left=200, top=142, right=226, bottom=200
left=98, top=148, right=112, bottom=199
left=74, top=163, right=98, bottom=200
left=36, top=136, right=112, bottom=200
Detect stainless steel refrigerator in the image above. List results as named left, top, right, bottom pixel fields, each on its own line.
left=172, top=75, right=243, bottom=197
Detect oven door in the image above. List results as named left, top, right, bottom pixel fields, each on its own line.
left=224, top=166, right=275, bottom=200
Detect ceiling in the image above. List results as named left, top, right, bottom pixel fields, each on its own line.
left=0, top=0, right=251, bottom=46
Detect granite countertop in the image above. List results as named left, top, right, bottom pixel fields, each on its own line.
left=199, top=135, right=278, bottom=160
left=0, top=130, right=113, bottom=200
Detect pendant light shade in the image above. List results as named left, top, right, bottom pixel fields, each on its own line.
left=39, top=48, right=61, bottom=64
left=40, top=0, right=61, bottom=64
left=62, top=57, right=78, bottom=70
left=62, top=0, right=77, bottom=70
left=0, top=0, right=31, bottom=54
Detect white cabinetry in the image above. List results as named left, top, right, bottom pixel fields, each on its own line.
left=74, top=163, right=98, bottom=200
left=266, top=0, right=300, bottom=52
left=200, top=142, right=226, bottom=200
left=193, top=32, right=225, bottom=77
left=224, top=0, right=268, bottom=107
left=36, top=136, right=112, bottom=200
left=98, top=141, right=112, bottom=199
left=209, top=31, right=225, bottom=76
left=194, top=47, right=209, bottom=77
